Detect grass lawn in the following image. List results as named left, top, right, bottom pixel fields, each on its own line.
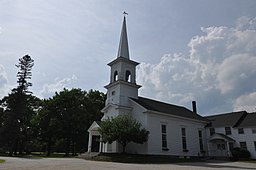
left=0, top=152, right=77, bottom=159
left=88, top=153, right=203, bottom=164
left=0, top=159, right=5, bottom=163
left=28, top=152, right=78, bottom=158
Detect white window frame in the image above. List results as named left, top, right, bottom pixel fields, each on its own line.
left=240, top=142, right=247, bottom=150
left=238, top=128, right=244, bottom=134
left=181, top=127, right=188, bottom=151
left=161, top=124, right=168, bottom=150
left=209, top=128, right=215, bottom=136
left=225, top=127, right=232, bottom=135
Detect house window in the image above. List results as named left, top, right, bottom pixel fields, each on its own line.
left=252, top=128, right=256, bottom=134
left=254, top=141, right=256, bottom=151
left=225, top=127, right=232, bottom=135
left=238, top=128, right=244, bottom=134
left=161, top=124, right=168, bottom=150
left=198, top=130, right=204, bottom=151
left=229, top=142, right=234, bottom=151
left=240, top=142, right=247, bottom=150
left=181, top=128, right=188, bottom=151
left=209, top=128, right=215, bottom=136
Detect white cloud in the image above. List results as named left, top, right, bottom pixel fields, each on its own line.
left=236, top=16, right=256, bottom=31
left=138, top=17, right=256, bottom=114
left=39, top=74, right=77, bottom=99
left=233, top=92, right=256, bottom=112
left=0, top=65, right=14, bottom=98
left=217, top=54, right=256, bottom=94
left=0, top=65, right=8, bottom=85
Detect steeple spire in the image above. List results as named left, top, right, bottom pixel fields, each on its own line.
left=117, top=15, right=129, bottom=59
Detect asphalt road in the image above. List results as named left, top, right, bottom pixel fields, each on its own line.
left=0, top=157, right=255, bottom=170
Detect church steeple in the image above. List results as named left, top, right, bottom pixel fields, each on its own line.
left=105, top=14, right=141, bottom=107
left=117, top=16, right=129, bottom=59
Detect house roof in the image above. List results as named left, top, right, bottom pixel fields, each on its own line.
left=237, top=112, right=256, bottom=127
left=130, top=97, right=208, bottom=122
left=205, top=111, right=248, bottom=128
left=208, top=133, right=235, bottom=142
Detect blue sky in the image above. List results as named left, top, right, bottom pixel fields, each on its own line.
left=1, top=0, right=256, bottom=115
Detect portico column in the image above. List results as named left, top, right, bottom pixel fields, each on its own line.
left=88, top=131, right=92, bottom=153
left=99, top=136, right=103, bottom=153
left=226, top=141, right=231, bottom=157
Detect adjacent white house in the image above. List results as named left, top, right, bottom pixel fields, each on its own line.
left=88, top=16, right=256, bottom=159
left=206, top=111, right=256, bottom=159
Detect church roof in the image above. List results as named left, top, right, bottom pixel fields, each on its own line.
left=130, top=97, right=208, bottom=122
left=205, top=111, right=248, bottom=128
left=117, top=16, right=129, bottom=59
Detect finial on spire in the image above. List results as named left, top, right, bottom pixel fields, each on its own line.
left=123, top=11, right=128, bottom=16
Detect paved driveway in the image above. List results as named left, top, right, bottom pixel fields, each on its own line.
left=0, top=157, right=255, bottom=170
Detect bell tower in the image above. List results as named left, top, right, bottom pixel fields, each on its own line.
left=104, top=15, right=141, bottom=108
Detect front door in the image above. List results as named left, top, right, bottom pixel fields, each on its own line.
left=91, top=135, right=100, bottom=152
left=216, top=142, right=227, bottom=157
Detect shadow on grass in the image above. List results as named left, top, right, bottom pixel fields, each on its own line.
left=89, top=153, right=204, bottom=164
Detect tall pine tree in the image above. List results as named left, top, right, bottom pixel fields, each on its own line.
left=0, top=55, right=36, bottom=156
left=15, top=54, right=34, bottom=94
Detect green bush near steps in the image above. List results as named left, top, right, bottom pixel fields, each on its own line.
left=231, top=147, right=251, bottom=161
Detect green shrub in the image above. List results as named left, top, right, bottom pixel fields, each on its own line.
left=231, top=147, right=251, bottom=160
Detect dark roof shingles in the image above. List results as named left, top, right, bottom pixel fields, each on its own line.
left=131, top=97, right=207, bottom=122
left=205, top=111, right=248, bottom=128
left=238, top=112, right=256, bottom=127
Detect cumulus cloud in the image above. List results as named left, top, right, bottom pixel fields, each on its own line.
left=233, top=92, right=256, bottom=112
left=39, top=74, right=77, bottom=99
left=137, top=17, right=256, bottom=115
left=0, top=65, right=14, bottom=98
left=217, top=54, right=256, bottom=94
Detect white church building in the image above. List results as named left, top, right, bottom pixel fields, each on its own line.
left=88, top=16, right=256, bottom=159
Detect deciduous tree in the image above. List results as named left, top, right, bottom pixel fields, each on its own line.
left=99, top=114, right=149, bottom=153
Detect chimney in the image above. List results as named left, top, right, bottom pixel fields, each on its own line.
left=192, top=101, right=197, bottom=114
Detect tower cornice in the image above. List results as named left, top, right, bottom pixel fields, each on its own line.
left=104, top=80, right=141, bottom=89
left=107, top=56, right=139, bottom=66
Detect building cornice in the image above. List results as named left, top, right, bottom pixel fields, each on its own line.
left=104, top=80, right=141, bottom=89
left=107, top=57, right=139, bottom=66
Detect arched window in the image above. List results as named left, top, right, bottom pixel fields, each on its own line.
left=114, top=71, right=118, bottom=81
left=125, top=70, right=131, bottom=82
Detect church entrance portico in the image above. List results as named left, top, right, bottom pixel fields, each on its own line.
left=207, top=133, right=235, bottom=157
left=91, top=135, right=100, bottom=152
left=87, top=121, right=102, bottom=153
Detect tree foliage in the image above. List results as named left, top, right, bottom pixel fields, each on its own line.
left=0, top=55, right=107, bottom=157
left=15, top=55, right=34, bottom=94
left=0, top=55, right=40, bottom=156
left=231, top=147, right=251, bottom=160
left=32, top=88, right=106, bottom=156
left=99, top=114, right=149, bottom=153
